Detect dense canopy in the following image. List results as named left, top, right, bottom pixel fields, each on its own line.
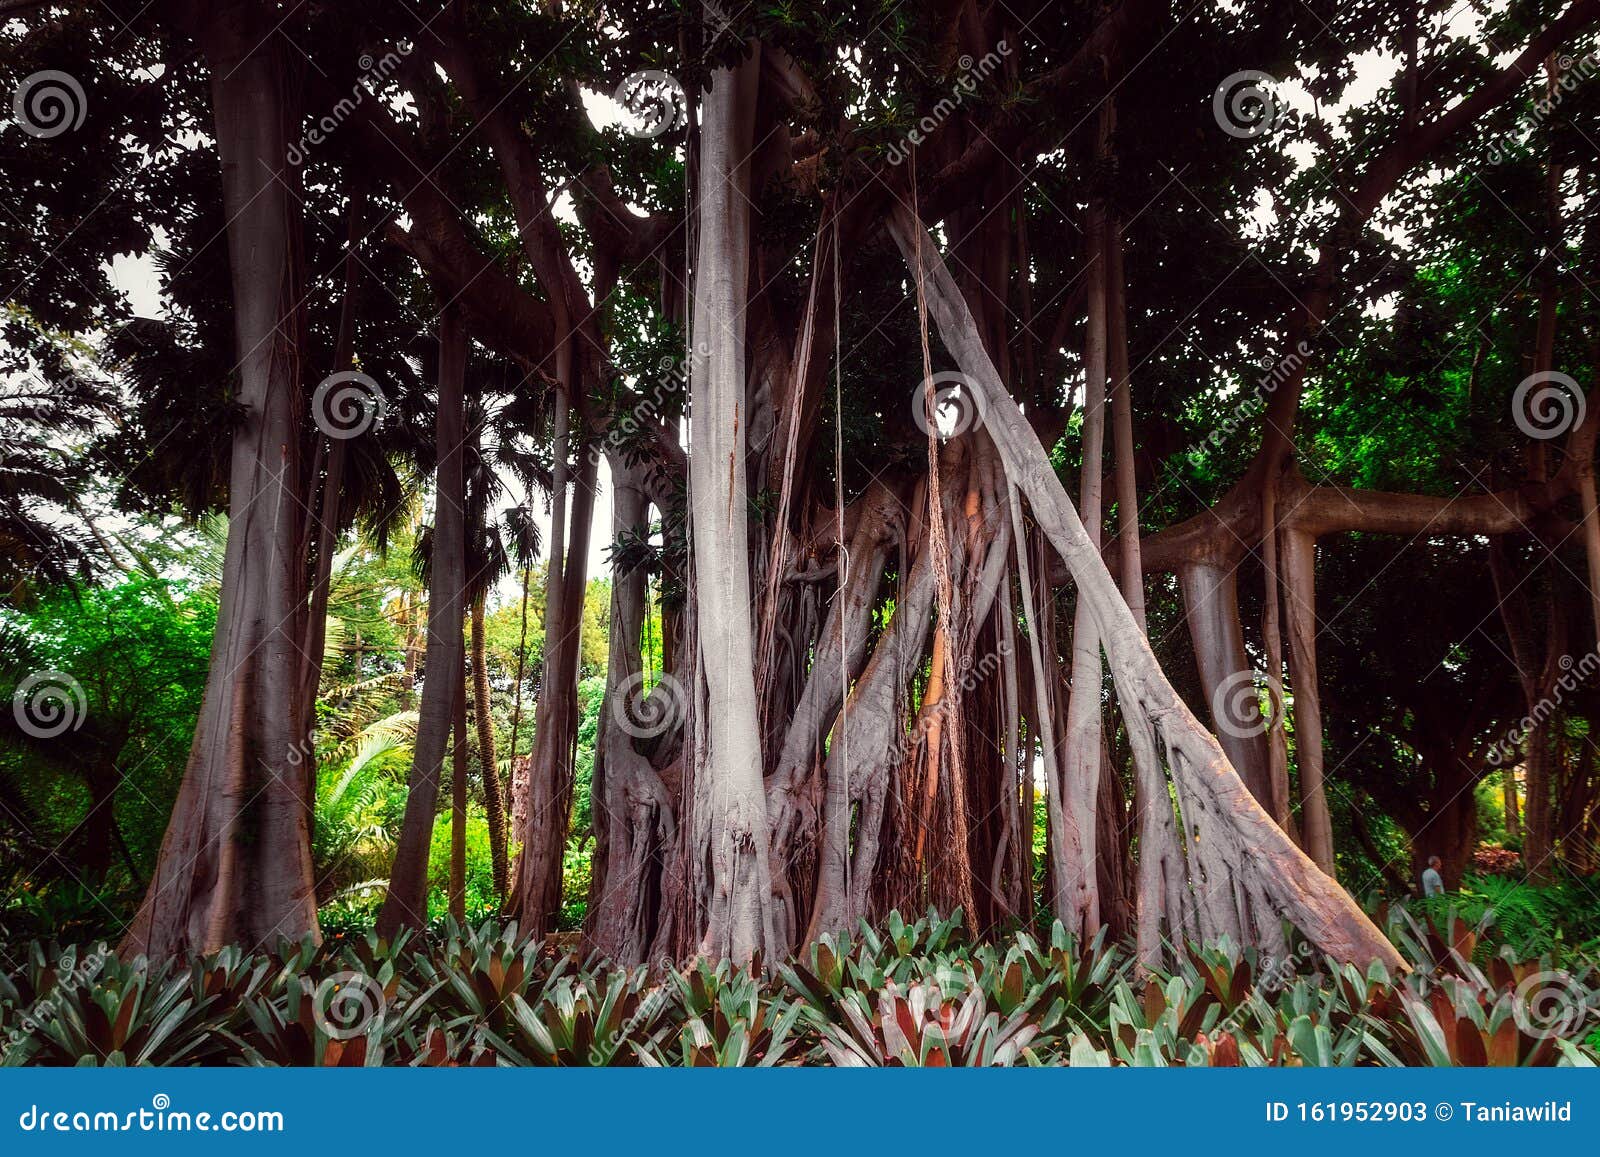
left=3, top=0, right=1600, bottom=1013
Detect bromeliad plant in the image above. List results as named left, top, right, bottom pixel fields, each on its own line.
left=2, top=909, right=1596, bottom=1066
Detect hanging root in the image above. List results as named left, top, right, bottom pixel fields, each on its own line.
left=890, top=205, right=1404, bottom=970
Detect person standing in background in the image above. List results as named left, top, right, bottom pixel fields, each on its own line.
left=1421, top=855, right=1445, bottom=897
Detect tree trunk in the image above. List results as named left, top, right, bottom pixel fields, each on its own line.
left=1056, top=188, right=1108, bottom=939
left=506, top=564, right=532, bottom=796
left=1106, top=212, right=1146, bottom=631
left=1504, top=769, right=1522, bottom=842
left=1179, top=561, right=1274, bottom=809
left=450, top=658, right=469, bottom=922
left=298, top=189, right=365, bottom=737
left=586, top=453, right=677, bottom=962
left=686, top=43, right=776, bottom=963
left=891, top=205, right=1403, bottom=968
left=123, top=3, right=316, bottom=957
left=471, top=595, right=508, bottom=897
left=509, top=450, right=595, bottom=932
left=378, top=308, right=468, bottom=939
left=1282, top=528, right=1336, bottom=873
left=1259, top=483, right=1296, bottom=832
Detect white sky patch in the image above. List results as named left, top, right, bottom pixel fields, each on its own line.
left=1364, top=292, right=1399, bottom=320
left=582, top=86, right=632, bottom=133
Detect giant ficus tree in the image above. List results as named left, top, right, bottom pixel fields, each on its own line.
left=8, top=0, right=1600, bottom=965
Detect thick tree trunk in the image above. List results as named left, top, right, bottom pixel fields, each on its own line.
left=123, top=4, right=316, bottom=957
left=891, top=206, right=1403, bottom=968
left=378, top=309, right=469, bottom=938
left=1420, top=781, right=1477, bottom=891
left=686, top=45, right=775, bottom=963
left=470, top=596, right=508, bottom=897
left=804, top=479, right=951, bottom=938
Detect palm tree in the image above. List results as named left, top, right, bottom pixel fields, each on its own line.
left=0, top=372, right=112, bottom=599
left=396, top=375, right=547, bottom=907
left=461, top=410, right=543, bottom=899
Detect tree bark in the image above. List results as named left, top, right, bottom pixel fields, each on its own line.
left=585, top=453, right=676, bottom=963
left=686, top=43, right=776, bottom=963
left=891, top=205, right=1403, bottom=968
left=1179, top=561, right=1275, bottom=810
left=450, top=657, right=469, bottom=922
left=378, top=308, right=469, bottom=939
left=1282, top=528, right=1336, bottom=873
left=470, top=595, right=508, bottom=897
left=510, top=449, right=595, bottom=931
left=1056, top=189, right=1108, bottom=938
left=123, top=2, right=316, bottom=957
